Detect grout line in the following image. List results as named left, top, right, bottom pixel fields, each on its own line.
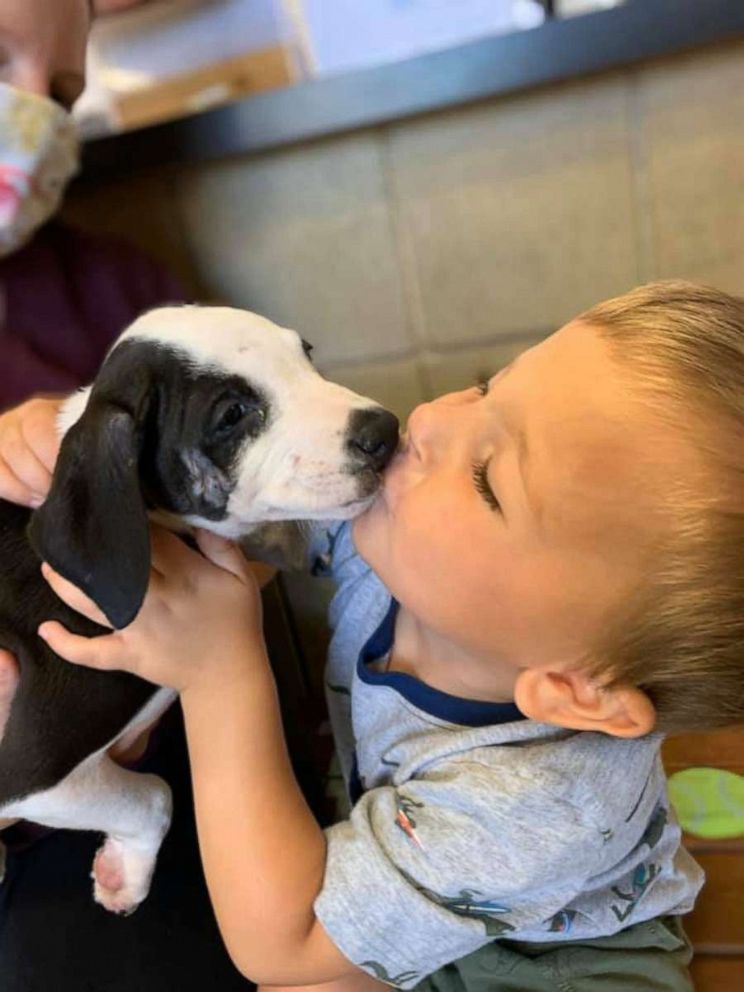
left=377, top=126, right=434, bottom=399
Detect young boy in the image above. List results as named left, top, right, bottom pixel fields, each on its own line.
left=9, top=280, right=743, bottom=992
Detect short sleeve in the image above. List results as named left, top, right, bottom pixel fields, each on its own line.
left=314, top=760, right=604, bottom=987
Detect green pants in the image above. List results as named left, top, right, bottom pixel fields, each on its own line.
left=415, top=917, right=693, bottom=992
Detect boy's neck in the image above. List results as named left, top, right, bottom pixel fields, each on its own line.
left=391, top=605, right=519, bottom=704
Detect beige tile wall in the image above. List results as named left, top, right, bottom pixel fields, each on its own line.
left=634, top=45, right=744, bottom=294
left=386, top=74, right=640, bottom=350
left=175, top=133, right=413, bottom=368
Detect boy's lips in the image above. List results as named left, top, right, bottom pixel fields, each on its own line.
left=381, top=432, right=417, bottom=506
left=391, top=431, right=419, bottom=461
left=384, top=434, right=411, bottom=474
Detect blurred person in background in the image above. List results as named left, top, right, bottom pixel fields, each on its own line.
left=0, top=2, right=255, bottom=987
left=0, top=0, right=177, bottom=409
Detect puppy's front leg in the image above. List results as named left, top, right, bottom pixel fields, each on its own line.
left=0, top=752, right=171, bottom=914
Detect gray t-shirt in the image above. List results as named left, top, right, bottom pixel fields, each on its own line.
left=307, top=522, right=704, bottom=988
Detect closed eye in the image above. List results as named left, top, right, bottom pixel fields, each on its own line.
left=475, top=361, right=516, bottom=397
left=472, top=459, right=501, bottom=513
left=301, top=339, right=314, bottom=361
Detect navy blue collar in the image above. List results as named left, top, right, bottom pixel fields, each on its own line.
left=357, top=600, right=525, bottom=728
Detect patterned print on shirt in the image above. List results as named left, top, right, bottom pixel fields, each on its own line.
left=360, top=960, right=420, bottom=987
left=394, top=792, right=425, bottom=851
left=641, top=805, right=668, bottom=850
left=610, top=862, right=661, bottom=923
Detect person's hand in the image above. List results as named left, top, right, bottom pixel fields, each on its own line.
left=0, top=649, right=20, bottom=741
left=0, top=650, right=21, bottom=828
left=0, top=396, right=63, bottom=507
left=39, top=527, right=270, bottom=696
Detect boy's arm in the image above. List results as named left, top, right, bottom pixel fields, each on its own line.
left=40, top=528, right=360, bottom=983
left=179, top=661, right=362, bottom=986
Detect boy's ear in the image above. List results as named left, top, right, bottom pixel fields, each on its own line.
left=514, top=668, right=656, bottom=738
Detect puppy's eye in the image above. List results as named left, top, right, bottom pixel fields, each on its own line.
left=219, top=403, right=247, bottom=429
left=212, top=398, right=264, bottom=437
left=302, top=339, right=314, bottom=360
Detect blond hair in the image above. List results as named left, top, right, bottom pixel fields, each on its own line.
left=579, top=280, right=744, bottom=733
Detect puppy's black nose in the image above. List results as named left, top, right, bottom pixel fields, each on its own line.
left=348, top=408, right=400, bottom=472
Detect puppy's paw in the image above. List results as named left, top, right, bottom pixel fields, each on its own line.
left=91, top=837, right=157, bottom=915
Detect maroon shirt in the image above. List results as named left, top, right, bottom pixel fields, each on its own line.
left=0, top=223, right=185, bottom=409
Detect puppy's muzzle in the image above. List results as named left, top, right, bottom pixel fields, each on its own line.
left=347, top=408, right=400, bottom=473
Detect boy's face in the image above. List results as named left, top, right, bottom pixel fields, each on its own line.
left=354, top=321, right=681, bottom=679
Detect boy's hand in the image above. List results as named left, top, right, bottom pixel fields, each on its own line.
left=0, top=396, right=63, bottom=507
left=39, top=527, right=269, bottom=695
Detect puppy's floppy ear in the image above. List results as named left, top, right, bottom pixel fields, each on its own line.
left=28, top=352, right=153, bottom=630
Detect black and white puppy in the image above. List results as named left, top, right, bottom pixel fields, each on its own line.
left=0, top=305, right=398, bottom=914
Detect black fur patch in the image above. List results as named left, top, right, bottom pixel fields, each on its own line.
left=101, top=339, right=271, bottom=521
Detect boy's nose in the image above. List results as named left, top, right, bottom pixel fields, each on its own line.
left=406, top=400, right=448, bottom=451
left=407, top=389, right=475, bottom=456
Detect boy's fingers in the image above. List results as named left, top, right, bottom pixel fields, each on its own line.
left=25, top=425, right=60, bottom=476
left=195, top=529, right=253, bottom=583
left=0, top=649, right=20, bottom=691
left=37, top=622, right=124, bottom=671
left=2, top=427, right=52, bottom=495
left=20, top=397, right=63, bottom=473
left=0, top=650, right=19, bottom=744
left=0, top=455, right=41, bottom=507
left=149, top=526, right=198, bottom=572
left=41, top=563, right=113, bottom=628
left=1, top=419, right=52, bottom=497
left=147, top=525, right=254, bottom=585
left=8, top=449, right=51, bottom=502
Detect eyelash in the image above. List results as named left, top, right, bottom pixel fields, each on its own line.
left=471, top=378, right=500, bottom=511
left=472, top=459, right=500, bottom=512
